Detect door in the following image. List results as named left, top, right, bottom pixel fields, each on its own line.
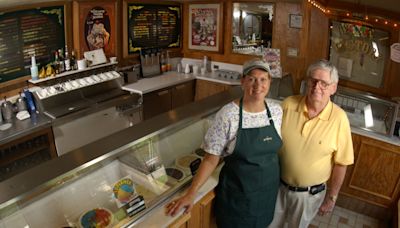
left=143, top=88, right=172, bottom=120
left=171, top=81, right=195, bottom=109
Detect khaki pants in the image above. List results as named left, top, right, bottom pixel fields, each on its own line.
left=268, top=184, right=326, bottom=228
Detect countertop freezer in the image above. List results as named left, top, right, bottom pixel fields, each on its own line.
left=0, top=87, right=243, bottom=228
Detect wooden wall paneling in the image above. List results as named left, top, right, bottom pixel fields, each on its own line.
left=305, top=6, right=329, bottom=72
left=273, top=2, right=303, bottom=92
left=122, top=0, right=129, bottom=59
left=389, top=30, right=400, bottom=98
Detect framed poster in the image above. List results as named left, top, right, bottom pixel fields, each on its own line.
left=73, top=1, right=117, bottom=58
left=289, top=14, right=302, bottom=29
left=188, top=3, right=222, bottom=52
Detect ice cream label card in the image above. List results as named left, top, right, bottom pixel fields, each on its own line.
left=113, top=177, right=136, bottom=207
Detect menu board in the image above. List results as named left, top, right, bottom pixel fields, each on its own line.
left=0, top=6, right=65, bottom=83
left=127, top=4, right=180, bottom=53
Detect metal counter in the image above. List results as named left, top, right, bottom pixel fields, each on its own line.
left=0, top=86, right=242, bottom=212
left=0, top=113, right=52, bottom=145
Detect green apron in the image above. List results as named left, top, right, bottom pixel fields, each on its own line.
left=215, top=99, right=282, bottom=228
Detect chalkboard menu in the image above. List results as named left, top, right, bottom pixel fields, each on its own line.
left=0, top=6, right=65, bottom=83
left=127, top=4, right=180, bottom=53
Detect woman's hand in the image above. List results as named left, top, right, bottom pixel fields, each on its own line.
left=165, top=192, right=196, bottom=216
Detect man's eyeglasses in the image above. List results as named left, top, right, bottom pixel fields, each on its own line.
left=307, top=77, right=332, bottom=89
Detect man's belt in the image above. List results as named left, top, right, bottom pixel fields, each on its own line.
left=280, top=179, right=326, bottom=195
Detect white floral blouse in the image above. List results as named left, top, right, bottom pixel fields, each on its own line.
left=201, top=99, right=282, bottom=157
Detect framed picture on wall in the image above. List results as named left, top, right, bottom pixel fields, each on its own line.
left=188, top=3, right=223, bottom=52
left=289, top=14, right=302, bottom=29
left=73, top=1, right=117, bottom=58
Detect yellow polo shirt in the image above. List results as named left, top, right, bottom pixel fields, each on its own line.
left=280, top=95, right=354, bottom=187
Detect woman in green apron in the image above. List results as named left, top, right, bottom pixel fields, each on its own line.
left=166, top=59, right=282, bottom=228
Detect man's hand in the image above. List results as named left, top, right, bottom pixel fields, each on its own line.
left=318, top=196, right=336, bottom=216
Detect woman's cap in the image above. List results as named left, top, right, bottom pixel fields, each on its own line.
left=242, top=59, right=271, bottom=76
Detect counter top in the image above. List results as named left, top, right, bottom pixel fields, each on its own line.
left=134, top=164, right=221, bottom=228
left=0, top=112, right=52, bottom=145
left=351, top=127, right=400, bottom=146
left=122, top=72, right=195, bottom=94
left=122, top=71, right=240, bottom=94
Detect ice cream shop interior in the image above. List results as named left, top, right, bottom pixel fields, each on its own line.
left=0, top=0, right=400, bottom=227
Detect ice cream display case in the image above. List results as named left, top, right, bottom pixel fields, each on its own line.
left=0, top=88, right=242, bottom=228
left=332, top=86, right=399, bottom=137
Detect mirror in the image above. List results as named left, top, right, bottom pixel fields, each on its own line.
left=329, top=20, right=390, bottom=88
left=232, top=2, right=274, bottom=56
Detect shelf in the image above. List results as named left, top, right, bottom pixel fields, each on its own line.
left=0, top=144, right=48, bottom=167
left=28, top=62, right=118, bottom=84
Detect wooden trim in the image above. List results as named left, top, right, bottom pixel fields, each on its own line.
left=168, top=212, right=191, bottom=228
left=199, top=190, right=215, bottom=206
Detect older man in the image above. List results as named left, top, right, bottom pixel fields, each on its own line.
left=269, top=59, right=354, bottom=228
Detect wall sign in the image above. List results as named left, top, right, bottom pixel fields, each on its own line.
left=127, top=4, right=181, bottom=53
left=289, top=14, right=302, bottom=29
left=0, top=6, right=65, bottom=83
left=75, top=1, right=117, bottom=58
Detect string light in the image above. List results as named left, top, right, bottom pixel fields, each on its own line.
left=307, top=0, right=399, bottom=29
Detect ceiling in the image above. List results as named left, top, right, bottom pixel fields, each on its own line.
left=326, top=0, right=400, bottom=12
left=0, top=0, right=399, bottom=18
left=320, top=0, right=400, bottom=20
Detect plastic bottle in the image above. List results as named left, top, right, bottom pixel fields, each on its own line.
left=23, top=88, right=36, bottom=114
left=58, top=48, right=65, bottom=73
left=203, top=56, right=208, bottom=73
left=30, top=55, right=39, bottom=80
left=64, top=45, right=71, bottom=71
left=160, top=52, right=167, bottom=73
left=166, top=51, right=171, bottom=71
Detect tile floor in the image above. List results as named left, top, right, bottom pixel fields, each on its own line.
left=309, top=206, right=388, bottom=228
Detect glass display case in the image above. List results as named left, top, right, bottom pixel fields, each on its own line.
left=332, top=86, right=399, bottom=136
left=0, top=88, right=242, bottom=228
